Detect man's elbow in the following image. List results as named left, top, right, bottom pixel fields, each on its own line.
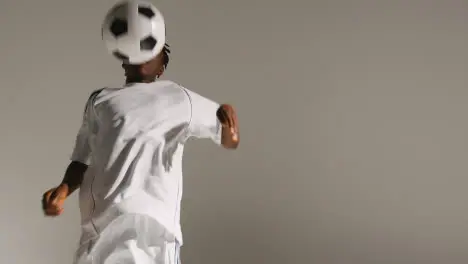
left=221, top=138, right=240, bottom=149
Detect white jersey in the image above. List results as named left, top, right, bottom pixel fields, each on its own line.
left=70, top=80, right=222, bottom=247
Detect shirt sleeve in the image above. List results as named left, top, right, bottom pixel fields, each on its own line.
left=70, top=91, right=99, bottom=165
left=184, top=88, right=222, bottom=145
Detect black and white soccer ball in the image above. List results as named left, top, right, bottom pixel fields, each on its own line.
left=101, top=0, right=166, bottom=65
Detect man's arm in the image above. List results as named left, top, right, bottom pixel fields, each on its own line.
left=217, top=104, right=239, bottom=149
left=64, top=90, right=95, bottom=192
left=42, top=161, right=88, bottom=216
left=183, top=88, right=240, bottom=149
left=42, top=92, right=96, bottom=216
left=60, top=161, right=88, bottom=195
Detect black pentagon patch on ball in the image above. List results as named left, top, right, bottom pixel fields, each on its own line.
left=113, top=51, right=129, bottom=63
left=138, top=6, right=155, bottom=18
left=140, top=36, right=157, bottom=50
left=110, top=18, right=128, bottom=37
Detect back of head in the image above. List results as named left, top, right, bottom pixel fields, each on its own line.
left=101, top=0, right=166, bottom=65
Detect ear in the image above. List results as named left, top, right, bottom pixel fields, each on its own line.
left=140, top=63, right=151, bottom=76
left=156, top=66, right=165, bottom=78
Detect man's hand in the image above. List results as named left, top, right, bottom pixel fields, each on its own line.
left=42, top=184, right=69, bottom=217
left=217, top=104, right=239, bottom=149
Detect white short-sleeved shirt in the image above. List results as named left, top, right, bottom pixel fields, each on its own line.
left=70, top=80, right=222, bottom=247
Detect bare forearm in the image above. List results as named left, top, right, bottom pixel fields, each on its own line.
left=221, top=126, right=239, bottom=149
left=60, top=161, right=88, bottom=196
left=217, top=104, right=239, bottom=149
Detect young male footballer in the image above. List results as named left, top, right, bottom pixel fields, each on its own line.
left=41, top=1, right=239, bottom=263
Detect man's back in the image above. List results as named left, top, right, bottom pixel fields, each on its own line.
left=75, top=80, right=221, bottom=245
left=41, top=75, right=238, bottom=264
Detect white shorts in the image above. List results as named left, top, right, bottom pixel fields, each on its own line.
left=74, top=214, right=180, bottom=264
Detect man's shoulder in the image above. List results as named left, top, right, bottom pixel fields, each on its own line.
left=153, top=80, right=185, bottom=91
left=157, top=81, right=200, bottom=100
left=82, top=87, right=110, bottom=107
left=149, top=80, right=191, bottom=99
left=88, top=88, right=106, bottom=99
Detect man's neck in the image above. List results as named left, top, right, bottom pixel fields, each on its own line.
left=125, top=76, right=157, bottom=84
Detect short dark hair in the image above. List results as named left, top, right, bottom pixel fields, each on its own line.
left=162, top=43, right=170, bottom=69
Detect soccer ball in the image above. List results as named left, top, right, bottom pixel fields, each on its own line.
left=101, top=0, right=166, bottom=65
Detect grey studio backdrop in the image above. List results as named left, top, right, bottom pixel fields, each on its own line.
left=1, top=0, right=468, bottom=264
